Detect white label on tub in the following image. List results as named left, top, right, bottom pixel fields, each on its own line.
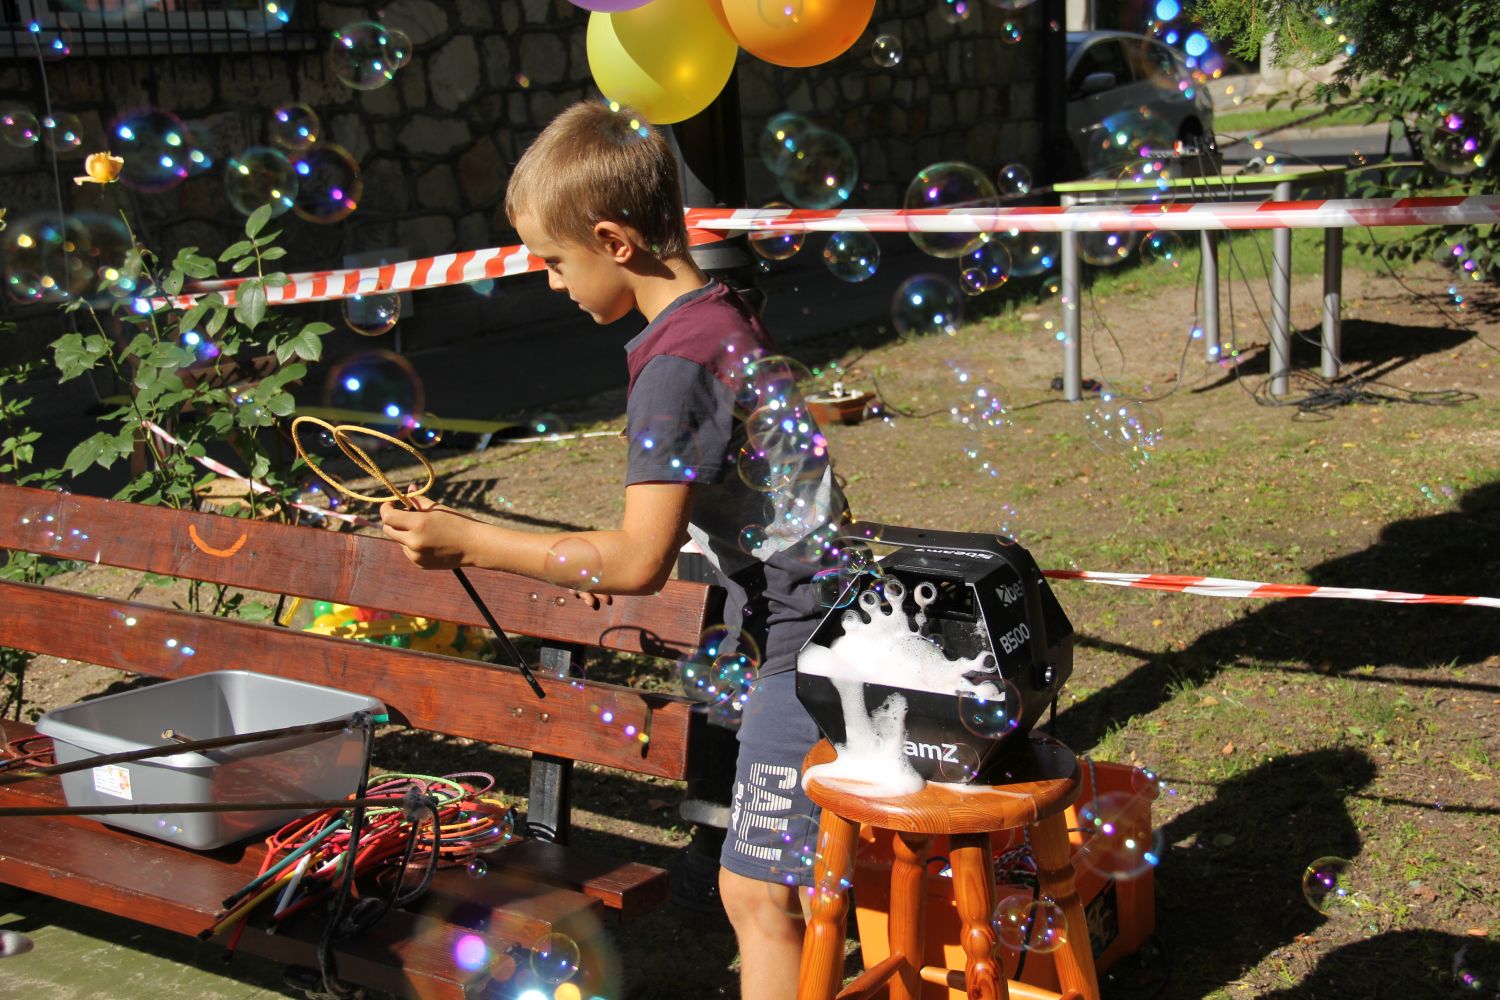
left=92, top=764, right=133, bottom=800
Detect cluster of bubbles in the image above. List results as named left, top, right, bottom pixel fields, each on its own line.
left=1145, top=1, right=1228, bottom=82
left=329, top=21, right=413, bottom=92
left=224, top=104, right=328, bottom=219
left=1422, top=106, right=1493, bottom=178
left=756, top=111, right=857, bottom=210
left=1082, top=390, right=1164, bottom=470
left=1083, top=106, right=1178, bottom=177
left=1445, top=241, right=1487, bottom=283
left=3, top=212, right=133, bottom=305
left=111, top=109, right=214, bottom=192
left=676, top=624, right=762, bottom=725
left=993, top=893, right=1068, bottom=953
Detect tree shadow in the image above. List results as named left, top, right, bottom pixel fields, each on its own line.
left=1056, top=479, right=1500, bottom=754
left=1191, top=318, right=1477, bottom=394
left=1150, top=748, right=1378, bottom=998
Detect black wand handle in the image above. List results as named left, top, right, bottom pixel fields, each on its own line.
left=451, top=567, right=546, bottom=699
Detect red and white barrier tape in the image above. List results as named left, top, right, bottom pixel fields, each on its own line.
left=142, top=420, right=376, bottom=528
left=163, top=194, right=1500, bottom=310
left=1042, top=568, right=1500, bottom=610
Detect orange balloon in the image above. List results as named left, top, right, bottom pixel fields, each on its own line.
left=709, top=0, right=875, bottom=68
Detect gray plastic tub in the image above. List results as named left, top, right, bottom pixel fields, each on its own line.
left=36, top=670, right=384, bottom=850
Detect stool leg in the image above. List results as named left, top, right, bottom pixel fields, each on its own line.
left=1030, top=813, right=1100, bottom=1000
left=797, top=810, right=858, bottom=1000
left=950, top=832, right=1007, bottom=1000
left=889, top=831, right=931, bottom=1000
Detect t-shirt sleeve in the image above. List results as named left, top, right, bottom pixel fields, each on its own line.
left=626, top=354, right=736, bottom=486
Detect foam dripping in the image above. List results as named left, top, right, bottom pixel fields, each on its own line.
left=800, top=579, right=1002, bottom=797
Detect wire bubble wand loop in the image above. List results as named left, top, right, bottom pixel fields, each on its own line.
left=290, top=415, right=546, bottom=699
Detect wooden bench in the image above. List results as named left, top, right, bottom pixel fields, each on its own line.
left=0, top=482, right=721, bottom=998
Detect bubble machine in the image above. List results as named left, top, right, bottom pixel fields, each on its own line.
left=796, top=524, right=1073, bottom=784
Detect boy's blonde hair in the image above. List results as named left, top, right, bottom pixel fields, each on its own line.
left=505, top=101, right=690, bottom=260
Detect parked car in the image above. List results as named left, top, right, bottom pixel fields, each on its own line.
left=1065, top=30, right=1217, bottom=176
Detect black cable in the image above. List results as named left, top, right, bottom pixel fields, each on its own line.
left=317, top=711, right=377, bottom=1000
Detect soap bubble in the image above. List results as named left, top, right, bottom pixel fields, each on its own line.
left=871, top=34, right=902, bottom=67
left=758, top=111, right=814, bottom=177
left=1074, top=791, right=1163, bottom=880
left=777, top=127, right=856, bottom=209
left=993, top=893, right=1067, bottom=953
left=471, top=796, right=518, bottom=853
left=1453, top=946, right=1487, bottom=993
left=322, top=349, right=425, bottom=436
left=958, top=678, right=1022, bottom=738
left=822, top=231, right=879, bottom=282
left=453, top=933, right=489, bottom=972
left=292, top=144, right=362, bottom=224
left=713, top=652, right=759, bottom=709
left=905, top=161, right=997, bottom=258
left=1080, top=229, right=1135, bottom=267
left=730, top=353, right=812, bottom=419
left=748, top=201, right=804, bottom=261
left=1, top=110, right=39, bottom=147
left=769, top=812, right=820, bottom=887
left=937, top=741, right=982, bottom=782
left=384, top=27, right=413, bottom=70
left=1422, top=107, right=1493, bottom=177
left=1000, top=20, right=1023, bottom=44
left=1083, top=394, right=1162, bottom=469
left=892, top=274, right=963, bottom=337
left=1302, top=856, right=1364, bottom=918
left=1114, top=157, right=1175, bottom=202
left=1084, top=107, right=1176, bottom=174
left=3, top=213, right=131, bottom=305
left=937, top=0, right=972, bottom=22
left=330, top=21, right=397, bottom=91
left=998, top=229, right=1058, bottom=278
left=1139, top=230, right=1184, bottom=268
left=959, top=238, right=1011, bottom=293
left=342, top=292, right=401, bottom=336
left=996, top=162, right=1032, bottom=199
left=529, top=933, right=580, bottom=985
left=224, top=147, right=298, bottom=218
left=544, top=536, right=602, bottom=589
left=112, top=109, right=194, bottom=192
left=404, top=414, right=443, bottom=449
left=40, top=112, right=83, bottom=156
left=270, top=103, right=319, bottom=151
left=464, top=857, right=488, bottom=878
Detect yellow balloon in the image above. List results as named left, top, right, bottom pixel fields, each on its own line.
left=586, top=0, right=739, bottom=125
left=710, top=0, right=874, bottom=68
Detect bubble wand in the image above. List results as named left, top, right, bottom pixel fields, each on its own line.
left=290, top=415, right=546, bottom=699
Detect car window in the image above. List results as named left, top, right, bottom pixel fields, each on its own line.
left=1137, top=40, right=1180, bottom=83
left=1070, top=39, right=1131, bottom=96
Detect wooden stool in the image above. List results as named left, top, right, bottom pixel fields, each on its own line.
left=795, top=736, right=1100, bottom=1000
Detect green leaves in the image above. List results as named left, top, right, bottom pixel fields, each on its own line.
left=63, top=430, right=136, bottom=476
left=52, top=333, right=112, bottom=382
left=246, top=203, right=273, bottom=239
left=275, top=324, right=330, bottom=364
left=235, top=279, right=268, bottom=331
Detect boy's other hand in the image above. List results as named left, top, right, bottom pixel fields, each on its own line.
left=380, top=487, right=470, bottom=569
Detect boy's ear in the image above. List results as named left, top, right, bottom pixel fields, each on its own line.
left=593, top=220, right=637, bottom=263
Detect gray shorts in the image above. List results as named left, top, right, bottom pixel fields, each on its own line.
left=720, top=670, right=824, bottom=886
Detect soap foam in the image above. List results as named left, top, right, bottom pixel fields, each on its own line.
left=800, top=579, right=1001, bottom=798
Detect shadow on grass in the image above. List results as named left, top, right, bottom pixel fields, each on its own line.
left=1191, top=317, right=1477, bottom=394
left=1146, top=748, right=1376, bottom=998
left=1253, top=929, right=1500, bottom=1000
left=1057, top=479, right=1500, bottom=755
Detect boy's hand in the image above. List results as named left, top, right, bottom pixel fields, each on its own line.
left=380, top=488, right=471, bottom=570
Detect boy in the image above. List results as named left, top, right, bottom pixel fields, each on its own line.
left=380, top=101, right=847, bottom=1000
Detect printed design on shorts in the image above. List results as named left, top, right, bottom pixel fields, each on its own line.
left=730, top=762, right=799, bottom=862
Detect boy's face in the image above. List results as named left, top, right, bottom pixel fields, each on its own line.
left=516, top=214, right=635, bottom=326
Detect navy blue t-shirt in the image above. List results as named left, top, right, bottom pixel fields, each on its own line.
left=623, top=280, right=846, bottom=676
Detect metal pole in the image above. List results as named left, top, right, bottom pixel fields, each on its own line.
left=1321, top=173, right=1344, bottom=379
left=1270, top=180, right=1293, bottom=396
left=1200, top=229, right=1221, bottom=361
left=1060, top=201, right=1083, bottom=402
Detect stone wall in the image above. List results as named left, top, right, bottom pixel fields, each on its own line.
left=0, top=0, right=1044, bottom=363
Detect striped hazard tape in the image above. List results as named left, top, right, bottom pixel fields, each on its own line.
left=163, top=194, right=1500, bottom=311
left=1041, top=569, right=1500, bottom=609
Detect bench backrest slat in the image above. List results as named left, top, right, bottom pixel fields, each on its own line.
left=0, top=578, right=699, bottom=780
left=0, top=484, right=721, bottom=658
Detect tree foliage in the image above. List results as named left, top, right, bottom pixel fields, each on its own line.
left=1196, top=1, right=1500, bottom=280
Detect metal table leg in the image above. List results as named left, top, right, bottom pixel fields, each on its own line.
left=1322, top=174, right=1344, bottom=379
left=1200, top=229, right=1220, bottom=361
left=1270, top=180, right=1293, bottom=396
left=1060, top=206, right=1082, bottom=402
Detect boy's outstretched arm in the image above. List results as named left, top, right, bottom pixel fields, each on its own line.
left=379, top=482, right=693, bottom=597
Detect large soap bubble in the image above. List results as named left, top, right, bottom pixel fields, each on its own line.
left=904, top=161, right=997, bottom=259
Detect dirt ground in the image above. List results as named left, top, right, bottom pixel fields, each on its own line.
left=9, top=246, right=1500, bottom=999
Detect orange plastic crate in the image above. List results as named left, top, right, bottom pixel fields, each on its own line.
left=849, top=760, right=1158, bottom=998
